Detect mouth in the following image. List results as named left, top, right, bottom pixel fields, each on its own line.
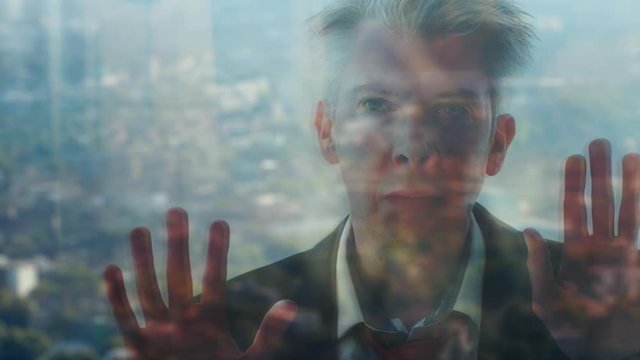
left=382, top=187, right=444, bottom=200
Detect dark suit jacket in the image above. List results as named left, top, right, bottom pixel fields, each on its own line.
left=225, top=203, right=569, bottom=359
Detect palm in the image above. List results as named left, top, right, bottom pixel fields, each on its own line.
left=526, top=139, right=640, bottom=359
left=104, top=209, right=296, bottom=360
left=115, top=313, right=242, bottom=360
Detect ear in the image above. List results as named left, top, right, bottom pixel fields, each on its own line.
left=486, top=113, right=516, bottom=176
left=314, top=100, right=339, bottom=164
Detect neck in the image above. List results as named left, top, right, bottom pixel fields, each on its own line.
left=349, top=211, right=472, bottom=325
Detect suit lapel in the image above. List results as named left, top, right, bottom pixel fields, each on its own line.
left=280, top=216, right=346, bottom=359
left=474, top=204, right=568, bottom=359
left=237, top=206, right=566, bottom=359
left=312, top=209, right=541, bottom=358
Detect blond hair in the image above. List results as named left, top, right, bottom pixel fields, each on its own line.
left=310, top=0, right=535, bottom=103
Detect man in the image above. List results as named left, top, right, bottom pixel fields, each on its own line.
left=104, top=0, right=640, bottom=359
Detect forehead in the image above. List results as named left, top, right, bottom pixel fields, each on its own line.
left=339, top=22, right=490, bottom=97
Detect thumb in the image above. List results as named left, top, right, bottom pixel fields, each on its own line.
left=524, top=228, right=557, bottom=308
left=244, top=300, right=297, bottom=359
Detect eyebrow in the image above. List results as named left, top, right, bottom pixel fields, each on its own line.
left=350, top=84, right=484, bottom=102
left=350, top=84, right=400, bottom=98
left=432, top=88, right=483, bottom=101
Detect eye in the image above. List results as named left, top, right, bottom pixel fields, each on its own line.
left=358, top=97, right=395, bottom=113
left=432, top=104, right=472, bottom=123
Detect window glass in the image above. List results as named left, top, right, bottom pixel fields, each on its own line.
left=0, top=0, right=639, bottom=358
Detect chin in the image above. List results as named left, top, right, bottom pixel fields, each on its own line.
left=376, top=198, right=470, bottom=235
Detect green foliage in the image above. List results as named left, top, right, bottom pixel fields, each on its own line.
left=0, top=324, right=51, bottom=360
left=31, top=264, right=103, bottom=340
left=0, top=291, right=51, bottom=359
left=44, top=347, right=100, bottom=360
left=0, top=290, right=31, bottom=328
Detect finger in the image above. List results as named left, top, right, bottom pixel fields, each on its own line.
left=166, top=207, right=193, bottom=314
left=130, top=227, right=168, bottom=322
left=104, top=265, right=142, bottom=342
left=524, top=229, right=558, bottom=308
left=245, top=300, right=297, bottom=357
left=201, top=220, right=230, bottom=306
left=564, top=155, right=588, bottom=243
left=589, top=139, right=614, bottom=237
left=618, top=153, right=640, bottom=242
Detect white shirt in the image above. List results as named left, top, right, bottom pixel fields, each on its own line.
left=336, top=214, right=486, bottom=346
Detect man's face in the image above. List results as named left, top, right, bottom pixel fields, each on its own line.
left=316, top=23, right=514, bottom=240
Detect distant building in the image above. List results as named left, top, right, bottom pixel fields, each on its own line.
left=0, top=255, right=39, bottom=297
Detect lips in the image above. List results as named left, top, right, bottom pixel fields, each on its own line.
left=382, top=187, right=443, bottom=199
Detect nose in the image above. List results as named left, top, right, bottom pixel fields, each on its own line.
left=391, top=120, right=438, bottom=168
left=392, top=141, right=436, bottom=167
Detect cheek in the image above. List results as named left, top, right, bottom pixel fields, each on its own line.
left=439, top=120, right=490, bottom=156
left=440, top=118, right=493, bottom=174
left=438, top=145, right=490, bottom=199
left=335, top=119, right=392, bottom=172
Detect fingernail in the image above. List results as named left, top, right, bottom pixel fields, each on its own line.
left=278, top=300, right=298, bottom=321
left=130, top=227, right=149, bottom=242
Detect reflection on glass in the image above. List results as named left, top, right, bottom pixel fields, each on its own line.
left=1, top=0, right=639, bottom=359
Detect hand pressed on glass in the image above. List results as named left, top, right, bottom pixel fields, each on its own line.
left=104, top=208, right=297, bottom=360
left=525, top=139, right=640, bottom=359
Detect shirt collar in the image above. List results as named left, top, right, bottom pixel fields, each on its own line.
left=336, top=214, right=486, bottom=338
